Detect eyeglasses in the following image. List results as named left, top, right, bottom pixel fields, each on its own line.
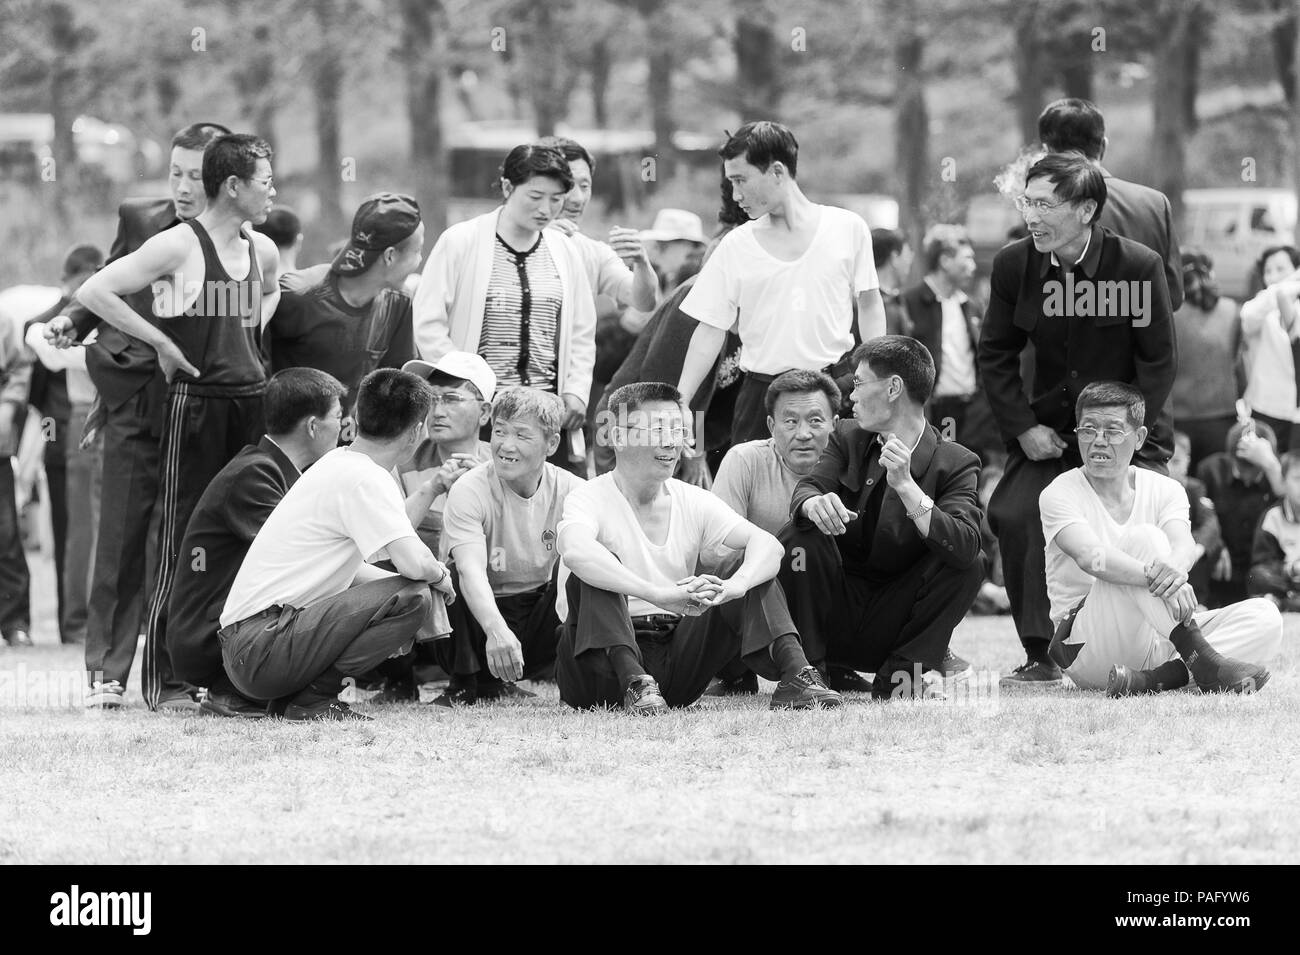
left=852, top=376, right=893, bottom=390
left=1014, top=195, right=1065, bottom=214
left=247, top=176, right=274, bottom=190
left=431, top=392, right=475, bottom=407
left=1075, top=426, right=1135, bottom=446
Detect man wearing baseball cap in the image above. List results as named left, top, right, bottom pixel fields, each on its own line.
left=266, top=193, right=425, bottom=435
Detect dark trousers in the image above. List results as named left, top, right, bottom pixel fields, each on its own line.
left=778, top=523, right=984, bottom=672
left=1179, top=413, right=1235, bottom=472
left=986, top=448, right=1075, bottom=657
left=85, top=386, right=160, bottom=686
left=43, top=414, right=69, bottom=638
left=62, top=402, right=100, bottom=644
left=0, top=456, right=29, bottom=633
left=439, top=570, right=560, bottom=683
left=219, top=576, right=433, bottom=704
left=144, top=383, right=265, bottom=708
left=555, top=573, right=789, bottom=709
left=926, top=393, right=999, bottom=462
left=1253, top=411, right=1293, bottom=454
left=732, top=373, right=775, bottom=445
left=1247, top=561, right=1291, bottom=599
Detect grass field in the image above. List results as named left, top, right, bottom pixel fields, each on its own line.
left=2, top=547, right=1296, bottom=866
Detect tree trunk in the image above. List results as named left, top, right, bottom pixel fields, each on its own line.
left=1012, top=1, right=1045, bottom=148
left=47, top=1, right=80, bottom=218
left=312, top=0, right=342, bottom=230
left=402, top=0, right=448, bottom=234
left=1153, top=0, right=1194, bottom=230
left=530, top=3, right=561, bottom=138
left=1274, top=0, right=1296, bottom=107
left=894, top=1, right=928, bottom=253
left=642, top=0, right=674, bottom=187
left=590, top=37, right=611, bottom=129
left=1059, top=59, right=1093, bottom=102
left=238, top=23, right=277, bottom=154
left=1293, top=0, right=1300, bottom=243
left=735, top=10, right=780, bottom=120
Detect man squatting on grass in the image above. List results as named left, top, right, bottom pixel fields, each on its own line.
left=217, top=369, right=454, bottom=722
left=1041, top=381, right=1280, bottom=697
left=553, top=382, right=843, bottom=713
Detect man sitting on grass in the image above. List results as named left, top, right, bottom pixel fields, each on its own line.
left=435, top=387, right=584, bottom=705
left=1041, top=381, right=1280, bottom=697
left=218, top=369, right=454, bottom=722
left=169, top=367, right=347, bottom=718
left=554, top=381, right=841, bottom=713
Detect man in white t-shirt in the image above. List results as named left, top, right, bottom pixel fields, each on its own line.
left=435, top=387, right=584, bottom=706
left=555, top=381, right=841, bottom=713
left=675, top=122, right=886, bottom=446
left=1040, top=381, right=1280, bottom=696
left=218, top=369, right=455, bottom=721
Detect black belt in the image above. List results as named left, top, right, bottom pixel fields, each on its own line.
left=631, top=613, right=680, bottom=628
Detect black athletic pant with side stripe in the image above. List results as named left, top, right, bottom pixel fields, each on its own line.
left=143, top=381, right=264, bottom=708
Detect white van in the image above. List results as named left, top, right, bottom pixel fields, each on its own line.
left=1182, top=188, right=1297, bottom=299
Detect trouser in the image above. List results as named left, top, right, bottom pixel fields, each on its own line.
left=218, top=576, right=435, bottom=704
left=1056, top=524, right=1283, bottom=690
left=1253, top=411, right=1294, bottom=454
left=926, top=393, right=999, bottom=462
left=42, top=413, right=69, bottom=638
left=778, top=522, right=985, bottom=672
left=732, top=372, right=777, bottom=445
left=1178, top=413, right=1234, bottom=473
left=438, top=569, right=560, bottom=683
left=1247, top=560, right=1293, bottom=599
left=143, top=382, right=265, bottom=708
left=0, top=456, right=29, bottom=633
left=62, top=401, right=100, bottom=644
left=555, top=573, right=790, bottom=709
left=85, top=385, right=161, bottom=687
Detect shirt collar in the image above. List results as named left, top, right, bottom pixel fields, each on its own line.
left=875, top=428, right=925, bottom=456
left=924, top=275, right=968, bottom=305
left=1040, top=223, right=1103, bottom=278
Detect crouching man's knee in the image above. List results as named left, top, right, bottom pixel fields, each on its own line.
left=1115, top=524, right=1170, bottom=563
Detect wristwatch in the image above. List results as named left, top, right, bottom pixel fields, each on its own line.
left=905, top=493, right=934, bottom=521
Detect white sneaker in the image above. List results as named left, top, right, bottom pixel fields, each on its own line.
left=86, top=680, right=125, bottom=709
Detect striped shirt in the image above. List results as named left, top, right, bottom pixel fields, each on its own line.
left=480, top=234, right=563, bottom=392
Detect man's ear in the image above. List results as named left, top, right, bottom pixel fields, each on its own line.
left=1135, top=424, right=1149, bottom=449
left=479, top=402, right=493, bottom=428
left=766, top=414, right=776, bottom=437
left=546, top=430, right=562, bottom=458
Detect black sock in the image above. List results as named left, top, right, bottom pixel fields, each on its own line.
left=1128, top=659, right=1191, bottom=694
left=607, top=645, right=645, bottom=690
left=769, top=633, right=810, bottom=681
left=1024, top=638, right=1053, bottom=666
left=1167, top=620, right=1225, bottom=683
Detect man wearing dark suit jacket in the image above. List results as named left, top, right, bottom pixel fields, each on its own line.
left=1038, top=97, right=1183, bottom=311
left=168, top=368, right=346, bottom=717
left=902, top=225, right=999, bottom=461
left=779, top=336, right=985, bottom=699
left=978, top=153, right=1176, bottom=688
left=44, top=121, right=232, bottom=709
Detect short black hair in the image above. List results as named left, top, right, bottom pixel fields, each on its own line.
left=1025, top=152, right=1108, bottom=224
left=719, top=121, right=798, bottom=179
left=202, top=133, right=273, bottom=199
left=606, top=381, right=682, bottom=419
left=1038, top=98, right=1106, bottom=160
left=254, top=206, right=301, bottom=250
left=764, top=369, right=839, bottom=418
left=62, top=243, right=103, bottom=278
left=1257, top=245, right=1300, bottom=284
left=1075, top=381, right=1145, bottom=430
left=264, top=368, right=347, bottom=435
left=500, top=144, right=574, bottom=193
left=922, top=224, right=972, bottom=273
left=871, top=228, right=905, bottom=268
left=536, top=135, right=594, bottom=174
left=356, top=368, right=433, bottom=440
left=852, top=335, right=936, bottom=406
left=171, top=122, right=232, bottom=152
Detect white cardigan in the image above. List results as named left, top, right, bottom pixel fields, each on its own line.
left=412, top=208, right=597, bottom=405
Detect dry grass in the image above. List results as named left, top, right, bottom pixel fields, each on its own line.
left=1, top=552, right=1297, bottom=864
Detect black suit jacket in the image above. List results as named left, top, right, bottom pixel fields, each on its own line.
left=790, top=420, right=983, bottom=580
left=166, top=436, right=299, bottom=675
left=71, top=197, right=177, bottom=412
left=900, top=279, right=981, bottom=392
left=1099, top=171, right=1183, bottom=312
left=977, top=225, right=1176, bottom=465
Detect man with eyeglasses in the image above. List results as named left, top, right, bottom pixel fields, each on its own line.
left=1040, top=381, right=1277, bottom=696
left=77, top=133, right=281, bottom=711
left=555, top=381, right=841, bottom=712
left=435, top=386, right=584, bottom=706
left=977, top=152, right=1175, bottom=689
left=779, top=337, right=985, bottom=699
left=167, top=368, right=348, bottom=717
left=266, top=194, right=423, bottom=438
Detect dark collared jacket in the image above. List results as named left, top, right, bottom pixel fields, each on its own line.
left=1099, top=170, right=1183, bottom=312
left=790, top=420, right=983, bottom=581
left=977, top=224, right=1176, bottom=465
left=901, top=279, right=982, bottom=392
left=69, top=197, right=177, bottom=413
left=167, top=436, right=299, bottom=677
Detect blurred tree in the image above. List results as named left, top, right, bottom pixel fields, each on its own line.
left=401, top=0, right=450, bottom=232
left=735, top=0, right=782, bottom=120
left=1152, top=0, right=1205, bottom=227
left=891, top=0, right=929, bottom=249
left=308, top=0, right=344, bottom=227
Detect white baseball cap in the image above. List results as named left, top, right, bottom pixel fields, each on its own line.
left=639, top=208, right=706, bottom=245
left=402, top=351, right=496, bottom=402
